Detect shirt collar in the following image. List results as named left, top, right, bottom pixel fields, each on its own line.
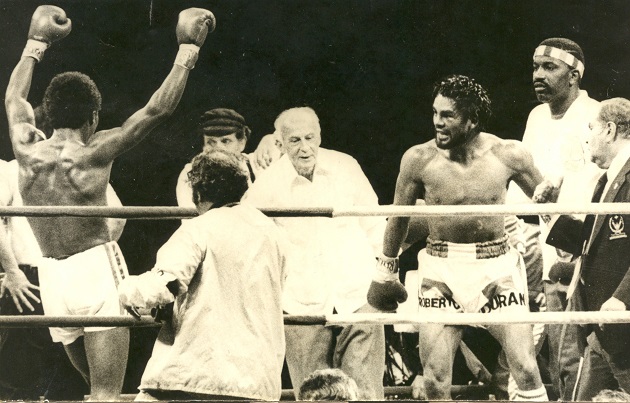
left=606, top=142, right=630, bottom=183
left=278, top=148, right=330, bottom=183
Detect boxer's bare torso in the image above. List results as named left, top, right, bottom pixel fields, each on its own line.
left=405, top=133, right=539, bottom=243
left=14, top=125, right=113, bottom=258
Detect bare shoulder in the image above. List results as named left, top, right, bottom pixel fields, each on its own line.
left=400, top=141, right=438, bottom=173
left=488, top=135, right=534, bottom=170
left=11, top=122, right=46, bottom=145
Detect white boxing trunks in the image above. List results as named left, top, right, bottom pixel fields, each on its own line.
left=416, top=235, right=529, bottom=314
left=38, top=241, right=130, bottom=344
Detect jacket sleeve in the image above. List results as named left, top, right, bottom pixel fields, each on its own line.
left=613, top=266, right=630, bottom=307
left=545, top=215, right=585, bottom=256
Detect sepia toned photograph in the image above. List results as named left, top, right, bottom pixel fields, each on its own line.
left=0, top=0, right=630, bottom=401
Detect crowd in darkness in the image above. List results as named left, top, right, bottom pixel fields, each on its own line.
left=0, top=0, right=630, bottom=399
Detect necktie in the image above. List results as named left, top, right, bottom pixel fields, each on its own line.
left=568, top=172, right=609, bottom=298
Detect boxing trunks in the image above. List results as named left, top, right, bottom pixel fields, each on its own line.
left=38, top=241, right=129, bottom=344
left=416, top=235, right=529, bottom=315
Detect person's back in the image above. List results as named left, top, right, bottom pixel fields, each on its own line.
left=139, top=204, right=286, bottom=400
left=19, top=124, right=112, bottom=257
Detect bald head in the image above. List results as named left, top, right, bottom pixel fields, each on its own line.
left=273, top=107, right=321, bottom=180
left=273, top=107, right=321, bottom=138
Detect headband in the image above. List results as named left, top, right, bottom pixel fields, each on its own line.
left=534, top=45, right=585, bottom=78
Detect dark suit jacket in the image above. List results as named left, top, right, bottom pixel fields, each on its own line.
left=547, top=157, right=630, bottom=356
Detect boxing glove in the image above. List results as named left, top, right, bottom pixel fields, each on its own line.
left=176, top=8, right=215, bottom=47
left=367, top=254, right=408, bottom=312
left=118, top=270, right=179, bottom=310
left=548, top=261, right=575, bottom=285
left=28, top=5, right=71, bottom=44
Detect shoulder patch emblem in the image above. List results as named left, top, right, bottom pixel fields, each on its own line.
left=609, top=215, right=627, bottom=240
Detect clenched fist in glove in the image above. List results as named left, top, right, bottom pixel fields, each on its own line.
left=23, top=5, right=72, bottom=62
left=174, top=8, right=215, bottom=70
left=118, top=270, right=179, bottom=310
left=177, top=8, right=215, bottom=46
left=367, top=254, right=408, bottom=312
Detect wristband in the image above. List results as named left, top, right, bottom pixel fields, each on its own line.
left=374, top=254, right=400, bottom=282
left=22, top=39, right=48, bottom=63
left=174, top=43, right=200, bottom=70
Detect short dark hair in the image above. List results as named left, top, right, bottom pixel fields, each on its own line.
left=43, top=72, right=102, bottom=130
left=297, top=369, right=359, bottom=401
left=432, top=74, right=492, bottom=131
left=198, top=108, right=251, bottom=141
left=187, top=150, right=249, bottom=207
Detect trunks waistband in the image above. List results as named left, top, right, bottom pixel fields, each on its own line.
left=426, top=235, right=509, bottom=259
left=43, top=241, right=117, bottom=261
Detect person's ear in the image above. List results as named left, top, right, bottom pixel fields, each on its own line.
left=569, top=69, right=580, bottom=86
left=606, top=121, right=618, bottom=143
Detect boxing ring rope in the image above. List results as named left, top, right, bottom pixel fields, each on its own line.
left=0, top=202, right=629, bottom=328
left=2, top=202, right=630, bottom=218
left=3, top=311, right=630, bottom=328
left=2, top=203, right=625, bottom=400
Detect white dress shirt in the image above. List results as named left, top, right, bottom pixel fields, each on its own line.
left=242, top=148, right=385, bottom=315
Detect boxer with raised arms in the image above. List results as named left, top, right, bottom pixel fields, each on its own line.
left=4, top=5, right=214, bottom=400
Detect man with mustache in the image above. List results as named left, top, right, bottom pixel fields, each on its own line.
left=507, top=37, right=603, bottom=400
left=372, top=74, right=548, bottom=400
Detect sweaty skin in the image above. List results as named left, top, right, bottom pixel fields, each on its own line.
left=6, top=58, right=191, bottom=259
left=382, top=92, right=546, bottom=400
left=384, top=132, right=543, bottom=256
left=17, top=127, right=113, bottom=257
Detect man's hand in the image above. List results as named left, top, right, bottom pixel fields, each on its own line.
left=599, top=296, right=626, bottom=331
left=532, top=179, right=560, bottom=203
left=0, top=269, right=39, bottom=313
left=118, top=271, right=177, bottom=310
left=253, top=133, right=283, bottom=170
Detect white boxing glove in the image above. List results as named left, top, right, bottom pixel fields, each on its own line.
left=118, top=270, right=178, bottom=309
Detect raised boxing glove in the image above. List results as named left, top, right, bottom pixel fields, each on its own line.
left=367, top=254, right=408, bottom=312
left=23, top=6, right=71, bottom=62
left=28, top=5, right=71, bottom=44
left=176, top=8, right=215, bottom=47
left=174, top=8, right=215, bottom=70
left=118, top=270, right=179, bottom=310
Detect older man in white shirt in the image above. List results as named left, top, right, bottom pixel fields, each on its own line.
left=243, top=107, right=386, bottom=400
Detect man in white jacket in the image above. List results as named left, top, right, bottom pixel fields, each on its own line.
left=119, top=150, right=288, bottom=401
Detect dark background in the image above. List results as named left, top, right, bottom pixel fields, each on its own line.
left=0, top=0, right=629, bottom=393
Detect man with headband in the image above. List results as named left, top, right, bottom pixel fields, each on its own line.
left=4, top=5, right=214, bottom=400
left=176, top=108, right=282, bottom=208
left=506, top=37, right=602, bottom=400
